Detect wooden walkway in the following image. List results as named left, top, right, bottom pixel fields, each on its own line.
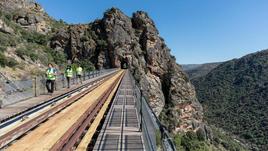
left=93, top=71, right=145, bottom=151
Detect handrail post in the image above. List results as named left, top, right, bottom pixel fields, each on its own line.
left=33, top=76, right=37, bottom=97
left=62, top=73, right=65, bottom=88
left=83, top=71, right=86, bottom=81
left=140, top=90, right=143, bottom=132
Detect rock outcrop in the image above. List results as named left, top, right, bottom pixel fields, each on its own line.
left=0, top=0, right=205, bottom=134
left=0, top=0, right=51, bottom=33
left=51, top=8, right=204, bottom=133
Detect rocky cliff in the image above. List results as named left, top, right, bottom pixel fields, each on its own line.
left=50, top=8, right=204, bottom=133
left=0, top=0, right=51, bottom=34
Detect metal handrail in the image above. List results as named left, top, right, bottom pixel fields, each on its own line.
left=128, top=71, right=176, bottom=151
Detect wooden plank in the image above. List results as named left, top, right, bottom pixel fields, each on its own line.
left=76, top=71, right=123, bottom=151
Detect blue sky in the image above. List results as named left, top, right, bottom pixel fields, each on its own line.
left=36, top=0, right=268, bottom=64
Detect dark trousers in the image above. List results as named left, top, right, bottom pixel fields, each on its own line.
left=46, top=80, right=55, bottom=93
left=77, top=75, right=82, bottom=84
left=67, top=77, right=71, bottom=88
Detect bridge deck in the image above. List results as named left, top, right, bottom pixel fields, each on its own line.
left=93, top=71, right=145, bottom=151
left=0, top=71, right=113, bottom=122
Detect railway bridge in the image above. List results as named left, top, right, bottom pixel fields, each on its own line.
left=0, top=69, right=176, bottom=151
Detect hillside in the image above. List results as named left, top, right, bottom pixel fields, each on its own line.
left=182, top=62, right=221, bottom=80
left=192, top=49, right=268, bottom=150
left=0, top=0, right=67, bottom=79
left=182, top=64, right=203, bottom=71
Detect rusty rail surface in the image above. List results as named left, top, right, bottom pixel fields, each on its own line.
left=0, top=70, right=120, bottom=149
left=50, top=71, right=125, bottom=151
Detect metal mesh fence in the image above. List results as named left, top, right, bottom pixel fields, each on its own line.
left=0, top=78, right=33, bottom=107
left=0, top=69, right=117, bottom=108
left=129, top=72, right=176, bottom=151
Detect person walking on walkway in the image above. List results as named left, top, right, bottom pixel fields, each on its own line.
left=76, top=65, right=83, bottom=84
left=46, top=63, right=56, bottom=94
left=65, top=65, right=73, bottom=88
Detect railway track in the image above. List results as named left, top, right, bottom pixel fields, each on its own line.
left=0, top=70, right=125, bottom=150
left=0, top=69, right=116, bottom=127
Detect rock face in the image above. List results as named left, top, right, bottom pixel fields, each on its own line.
left=0, top=0, right=51, bottom=33
left=51, top=8, right=204, bottom=133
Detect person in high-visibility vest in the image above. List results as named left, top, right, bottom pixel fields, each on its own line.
left=46, top=63, right=57, bottom=94
left=65, top=65, right=73, bottom=88
left=76, top=65, right=83, bottom=84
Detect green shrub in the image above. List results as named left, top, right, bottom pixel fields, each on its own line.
left=0, top=52, right=8, bottom=67
left=51, top=19, right=67, bottom=32
left=174, top=134, right=183, bottom=150
left=96, top=39, right=108, bottom=48
left=78, top=59, right=95, bottom=71
left=156, top=130, right=162, bottom=149
left=16, top=48, right=26, bottom=60
left=0, top=32, right=17, bottom=47
left=0, top=12, right=12, bottom=26
left=15, top=47, right=38, bottom=61
left=0, top=53, right=18, bottom=67
left=4, top=13, right=12, bottom=21
left=44, top=47, right=67, bottom=65
left=29, top=53, right=38, bottom=61
left=172, top=132, right=211, bottom=151
left=211, top=127, right=247, bottom=151
left=20, top=30, right=48, bottom=45
left=6, top=57, right=18, bottom=67
left=0, top=46, right=6, bottom=52
left=196, top=128, right=207, bottom=141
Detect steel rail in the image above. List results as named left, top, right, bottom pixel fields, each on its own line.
left=50, top=71, right=125, bottom=151
left=0, top=70, right=119, bottom=149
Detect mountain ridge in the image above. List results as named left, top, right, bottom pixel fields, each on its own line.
left=182, top=62, right=222, bottom=80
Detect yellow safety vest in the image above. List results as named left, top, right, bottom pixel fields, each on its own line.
left=46, top=68, right=56, bottom=80
left=76, top=67, right=83, bottom=75
left=65, top=68, right=73, bottom=78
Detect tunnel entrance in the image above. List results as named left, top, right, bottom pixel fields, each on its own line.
left=121, top=57, right=129, bottom=69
